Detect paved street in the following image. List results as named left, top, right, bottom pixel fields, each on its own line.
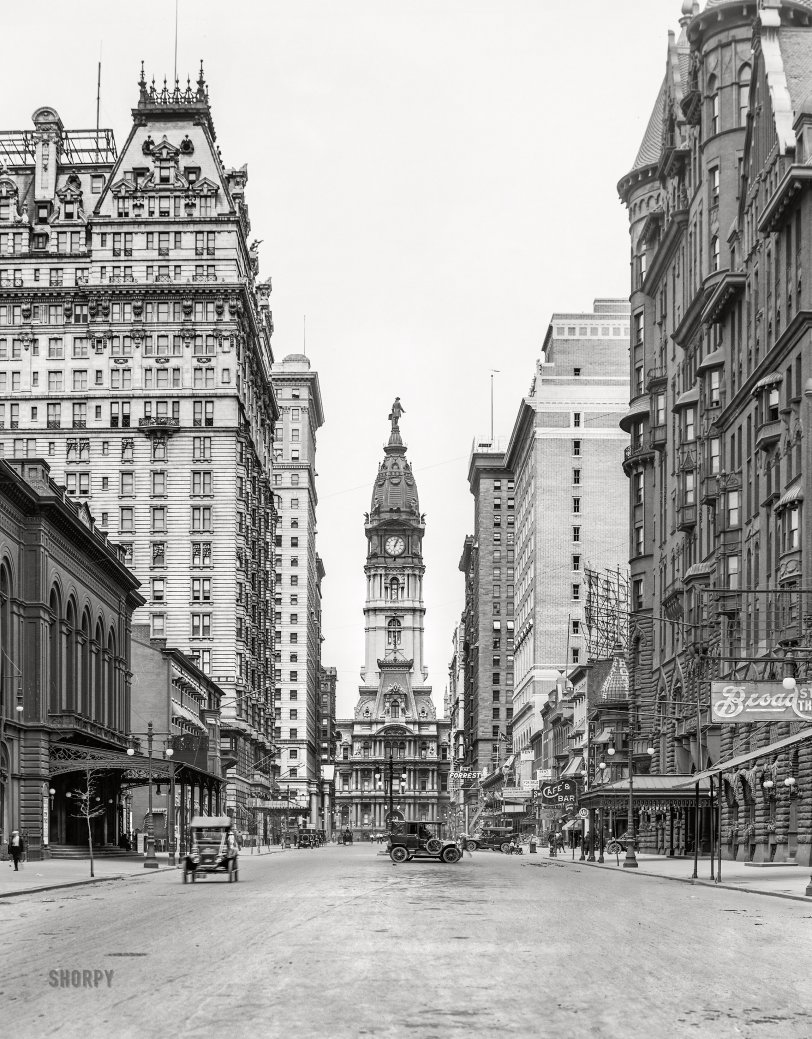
left=1, top=845, right=810, bottom=1039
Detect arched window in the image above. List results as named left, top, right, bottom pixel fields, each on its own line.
left=48, top=588, right=61, bottom=712
left=107, top=630, right=116, bottom=729
left=738, top=63, right=751, bottom=127
left=81, top=611, right=91, bottom=716
left=387, top=618, right=402, bottom=649
left=398, top=741, right=406, bottom=758
left=707, top=74, right=719, bottom=135
left=389, top=578, right=401, bottom=601
left=0, top=563, right=11, bottom=687
left=65, top=601, right=76, bottom=712
left=94, top=621, right=104, bottom=720
left=710, top=235, right=720, bottom=272
left=390, top=700, right=399, bottom=719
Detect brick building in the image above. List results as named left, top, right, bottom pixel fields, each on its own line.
left=619, top=0, right=812, bottom=863
left=270, top=353, right=325, bottom=823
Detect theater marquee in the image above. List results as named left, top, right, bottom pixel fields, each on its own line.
left=710, top=681, right=812, bottom=723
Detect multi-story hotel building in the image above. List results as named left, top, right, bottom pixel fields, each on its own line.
left=618, top=0, right=812, bottom=862
left=504, top=302, right=629, bottom=790
left=0, top=70, right=279, bottom=824
left=459, top=442, right=514, bottom=775
left=270, top=353, right=325, bottom=823
left=334, top=404, right=451, bottom=837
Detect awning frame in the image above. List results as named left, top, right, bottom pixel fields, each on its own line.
left=676, top=726, right=812, bottom=787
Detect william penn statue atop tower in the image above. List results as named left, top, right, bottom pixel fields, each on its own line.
left=388, top=397, right=405, bottom=433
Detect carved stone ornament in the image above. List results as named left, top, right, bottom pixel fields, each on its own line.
left=142, top=135, right=155, bottom=155
left=195, top=356, right=213, bottom=365
left=88, top=298, right=99, bottom=318
left=215, top=297, right=225, bottom=316
left=20, top=299, right=32, bottom=320
left=113, top=358, right=127, bottom=365
left=182, top=327, right=194, bottom=347
left=182, top=298, right=193, bottom=318
left=100, top=297, right=111, bottom=319
left=132, top=298, right=144, bottom=318
left=63, top=300, right=73, bottom=318
left=131, top=325, right=146, bottom=345
left=180, top=135, right=195, bottom=155
left=155, top=357, right=170, bottom=365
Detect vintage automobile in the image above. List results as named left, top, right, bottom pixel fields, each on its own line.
left=465, top=828, right=518, bottom=854
left=182, top=815, right=240, bottom=883
left=387, top=820, right=462, bottom=864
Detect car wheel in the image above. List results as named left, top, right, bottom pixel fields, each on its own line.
left=425, top=838, right=443, bottom=855
left=390, top=846, right=409, bottom=864
left=500, top=842, right=512, bottom=854
left=466, top=840, right=478, bottom=853
left=441, top=846, right=462, bottom=864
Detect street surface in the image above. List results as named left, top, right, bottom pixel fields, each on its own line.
left=0, top=845, right=809, bottom=1039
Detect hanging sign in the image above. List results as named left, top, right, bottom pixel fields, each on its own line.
left=540, top=779, right=578, bottom=807
left=710, top=682, right=812, bottom=723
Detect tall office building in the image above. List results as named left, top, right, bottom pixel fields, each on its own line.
left=0, top=71, right=278, bottom=824
left=460, top=442, right=514, bottom=774
left=270, top=354, right=325, bottom=823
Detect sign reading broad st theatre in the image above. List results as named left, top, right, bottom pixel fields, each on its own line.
left=711, top=681, right=812, bottom=723
left=540, top=779, right=578, bottom=808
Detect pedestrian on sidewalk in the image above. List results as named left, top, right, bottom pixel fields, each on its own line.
left=7, top=830, right=24, bottom=871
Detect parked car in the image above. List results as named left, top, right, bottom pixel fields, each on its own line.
left=466, top=830, right=519, bottom=854
left=387, top=821, right=462, bottom=864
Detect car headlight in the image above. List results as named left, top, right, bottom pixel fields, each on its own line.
left=191, top=854, right=200, bottom=864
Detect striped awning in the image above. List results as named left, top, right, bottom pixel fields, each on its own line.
left=752, top=372, right=782, bottom=393
left=172, top=699, right=207, bottom=731
left=776, top=483, right=803, bottom=510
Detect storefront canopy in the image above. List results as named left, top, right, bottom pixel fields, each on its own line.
left=676, top=727, right=812, bottom=787
left=580, top=774, right=711, bottom=810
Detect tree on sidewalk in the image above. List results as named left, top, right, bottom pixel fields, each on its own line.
left=68, top=768, right=106, bottom=878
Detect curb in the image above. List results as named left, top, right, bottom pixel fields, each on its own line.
left=0, top=865, right=175, bottom=900
left=543, top=855, right=812, bottom=903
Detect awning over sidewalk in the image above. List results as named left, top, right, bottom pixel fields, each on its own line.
left=675, top=727, right=812, bottom=787
left=580, top=774, right=711, bottom=810
left=560, top=757, right=584, bottom=778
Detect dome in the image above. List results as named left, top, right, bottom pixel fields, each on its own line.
left=280, top=353, right=311, bottom=368
left=370, top=402, right=420, bottom=520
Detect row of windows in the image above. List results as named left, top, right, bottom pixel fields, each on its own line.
left=553, top=324, right=629, bottom=338
left=0, top=368, right=228, bottom=393
left=150, top=577, right=212, bottom=602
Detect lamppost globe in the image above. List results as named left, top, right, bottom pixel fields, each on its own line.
left=783, top=676, right=797, bottom=691
left=784, top=776, right=796, bottom=788
left=598, top=761, right=607, bottom=771
left=646, top=746, right=655, bottom=756
left=607, top=747, right=616, bottom=756
left=126, top=746, right=135, bottom=757
left=164, top=747, right=173, bottom=758
left=763, top=778, right=775, bottom=790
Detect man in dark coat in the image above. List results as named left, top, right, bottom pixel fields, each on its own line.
left=8, top=830, right=23, bottom=870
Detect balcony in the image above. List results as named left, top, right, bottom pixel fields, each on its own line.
left=676, top=502, right=697, bottom=531
left=649, top=425, right=666, bottom=450
left=713, top=590, right=742, bottom=617
left=72, top=419, right=87, bottom=429
left=47, top=419, right=61, bottom=429
left=138, top=416, right=180, bottom=436
left=622, top=440, right=654, bottom=474
left=700, top=474, right=719, bottom=503
left=646, top=367, right=667, bottom=390
left=755, top=417, right=781, bottom=452
left=48, top=711, right=129, bottom=749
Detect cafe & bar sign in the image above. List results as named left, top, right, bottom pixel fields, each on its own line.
left=710, top=681, right=812, bottom=723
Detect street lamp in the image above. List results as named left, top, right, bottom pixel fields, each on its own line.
left=607, top=731, right=638, bottom=869
left=375, top=743, right=407, bottom=835
left=127, top=722, right=174, bottom=869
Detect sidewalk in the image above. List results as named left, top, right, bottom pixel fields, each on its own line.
left=539, top=847, right=812, bottom=902
left=0, top=845, right=284, bottom=899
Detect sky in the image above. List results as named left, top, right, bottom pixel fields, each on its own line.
left=3, top=0, right=684, bottom=718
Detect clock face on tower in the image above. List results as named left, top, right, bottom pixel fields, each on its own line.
left=385, top=535, right=406, bottom=557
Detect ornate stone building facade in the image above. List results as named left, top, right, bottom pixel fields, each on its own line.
left=620, top=0, right=812, bottom=863
left=0, top=71, right=279, bottom=825
left=334, top=404, right=451, bottom=837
